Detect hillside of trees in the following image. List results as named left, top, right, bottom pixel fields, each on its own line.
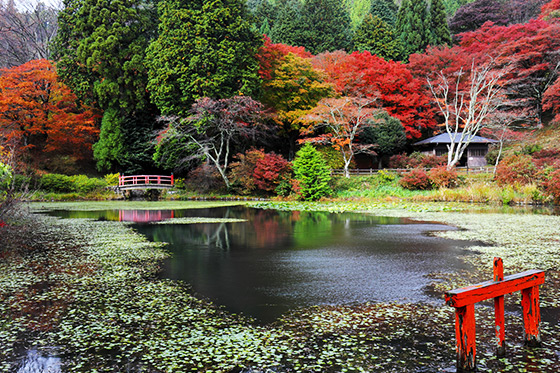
left=1, top=0, right=559, bottom=199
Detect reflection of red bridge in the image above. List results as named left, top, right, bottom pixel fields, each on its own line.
left=118, top=210, right=174, bottom=223
left=118, top=175, right=174, bottom=191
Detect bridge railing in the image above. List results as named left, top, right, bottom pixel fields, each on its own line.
left=118, top=174, right=174, bottom=188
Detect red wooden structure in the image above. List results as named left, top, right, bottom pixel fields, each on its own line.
left=445, top=258, right=544, bottom=372
left=118, top=174, right=174, bottom=191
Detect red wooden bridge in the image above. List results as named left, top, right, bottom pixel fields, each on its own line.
left=118, top=174, right=174, bottom=191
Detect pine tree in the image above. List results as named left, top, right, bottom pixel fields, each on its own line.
left=369, top=0, right=399, bottom=27
left=146, top=0, right=261, bottom=117
left=269, top=0, right=303, bottom=46
left=396, top=0, right=430, bottom=57
left=295, top=0, right=352, bottom=54
left=428, top=0, right=452, bottom=46
left=353, top=14, right=402, bottom=61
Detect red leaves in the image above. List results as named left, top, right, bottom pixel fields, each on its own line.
left=312, top=51, right=436, bottom=139
left=0, top=59, right=99, bottom=164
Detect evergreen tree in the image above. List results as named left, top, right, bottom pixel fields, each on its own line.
left=54, top=0, right=160, bottom=172
left=353, top=14, right=402, bottom=61
left=369, top=0, right=398, bottom=27
left=146, top=0, right=261, bottom=117
left=295, top=0, right=352, bottom=54
left=428, top=0, right=452, bottom=46
left=252, top=0, right=278, bottom=35
left=269, top=0, right=303, bottom=46
left=54, top=0, right=157, bottom=112
left=293, top=143, right=332, bottom=201
left=359, top=111, right=406, bottom=168
left=396, top=0, right=430, bottom=57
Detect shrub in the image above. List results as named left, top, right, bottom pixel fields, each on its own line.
left=388, top=153, right=446, bottom=169
left=377, top=169, right=396, bottom=184
left=399, top=169, right=432, bottom=190
left=70, top=175, right=107, bottom=193
left=40, top=174, right=74, bottom=193
left=104, top=173, right=120, bottom=186
left=420, top=154, right=446, bottom=168
left=253, top=153, right=291, bottom=193
left=532, top=148, right=560, bottom=168
left=40, top=174, right=107, bottom=193
left=428, top=166, right=459, bottom=188
left=495, top=154, right=537, bottom=186
left=541, top=168, right=560, bottom=204
left=389, top=153, right=418, bottom=169
left=293, top=143, right=332, bottom=201
left=186, top=164, right=223, bottom=193
left=229, top=149, right=265, bottom=195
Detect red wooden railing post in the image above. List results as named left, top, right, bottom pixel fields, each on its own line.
left=493, top=257, right=506, bottom=356
left=521, top=285, right=541, bottom=347
left=455, top=304, right=476, bottom=372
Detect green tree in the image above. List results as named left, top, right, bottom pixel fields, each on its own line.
left=93, top=108, right=158, bottom=173
left=428, top=0, right=452, bottom=47
left=295, top=0, right=352, bottom=54
left=146, top=0, right=262, bottom=117
left=269, top=0, right=303, bottom=46
left=252, top=0, right=278, bottom=35
left=353, top=14, right=402, bottom=61
left=370, top=0, right=399, bottom=26
left=54, top=0, right=157, bottom=112
left=293, top=142, right=332, bottom=200
left=396, top=0, right=430, bottom=57
left=359, top=110, right=406, bottom=168
left=54, top=0, right=160, bottom=172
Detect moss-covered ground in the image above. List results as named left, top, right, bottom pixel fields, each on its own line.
left=0, top=201, right=559, bottom=372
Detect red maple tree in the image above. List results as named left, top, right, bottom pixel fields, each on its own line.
left=312, top=51, right=436, bottom=139
left=0, top=59, right=99, bottom=167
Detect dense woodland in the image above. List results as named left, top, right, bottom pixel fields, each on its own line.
left=1, top=0, right=560, bottom=198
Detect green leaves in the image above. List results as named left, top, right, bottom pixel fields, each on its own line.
left=146, top=0, right=261, bottom=117
left=293, top=143, right=332, bottom=201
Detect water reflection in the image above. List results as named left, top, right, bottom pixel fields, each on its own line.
left=131, top=206, right=476, bottom=323
left=17, top=349, right=61, bottom=373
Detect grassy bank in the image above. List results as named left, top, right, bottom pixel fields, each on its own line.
left=1, top=201, right=559, bottom=372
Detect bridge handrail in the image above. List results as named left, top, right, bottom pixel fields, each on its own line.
left=118, top=174, right=174, bottom=187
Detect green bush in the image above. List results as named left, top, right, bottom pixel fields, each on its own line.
left=293, top=143, right=332, bottom=201
left=40, top=173, right=106, bottom=194
left=104, top=173, right=120, bottom=186
left=40, top=174, right=74, bottom=193
left=70, top=175, right=107, bottom=193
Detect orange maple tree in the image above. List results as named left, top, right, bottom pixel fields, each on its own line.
left=0, top=59, right=99, bottom=167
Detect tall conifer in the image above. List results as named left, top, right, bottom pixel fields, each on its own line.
left=428, top=0, right=452, bottom=46
left=370, top=0, right=398, bottom=27
left=296, top=0, right=352, bottom=54
left=353, top=14, right=402, bottom=61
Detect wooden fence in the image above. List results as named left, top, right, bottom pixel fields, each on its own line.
left=330, top=166, right=492, bottom=176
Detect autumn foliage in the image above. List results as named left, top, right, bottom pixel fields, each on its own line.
left=0, top=59, right=98, bottom=168
left=313, top=51, right=436, bottom=139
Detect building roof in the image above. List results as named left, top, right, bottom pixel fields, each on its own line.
left=413, top=132, right=499, bottom=146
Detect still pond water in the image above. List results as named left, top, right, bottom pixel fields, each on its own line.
left=48, top=206, right=476, bottom=323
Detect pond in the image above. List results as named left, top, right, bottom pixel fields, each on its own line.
left=48, top=205, right=477, bottom=323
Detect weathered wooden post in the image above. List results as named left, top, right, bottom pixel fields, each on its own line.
left=445, top=258, right=544, bottom=372
left=493, top=257, right=505, bottom=356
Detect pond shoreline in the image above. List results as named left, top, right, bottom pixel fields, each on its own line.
left=1, top=200, right=559, bottom=372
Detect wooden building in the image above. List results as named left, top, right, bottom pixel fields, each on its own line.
left=413, top=132, right=498, bottom=168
